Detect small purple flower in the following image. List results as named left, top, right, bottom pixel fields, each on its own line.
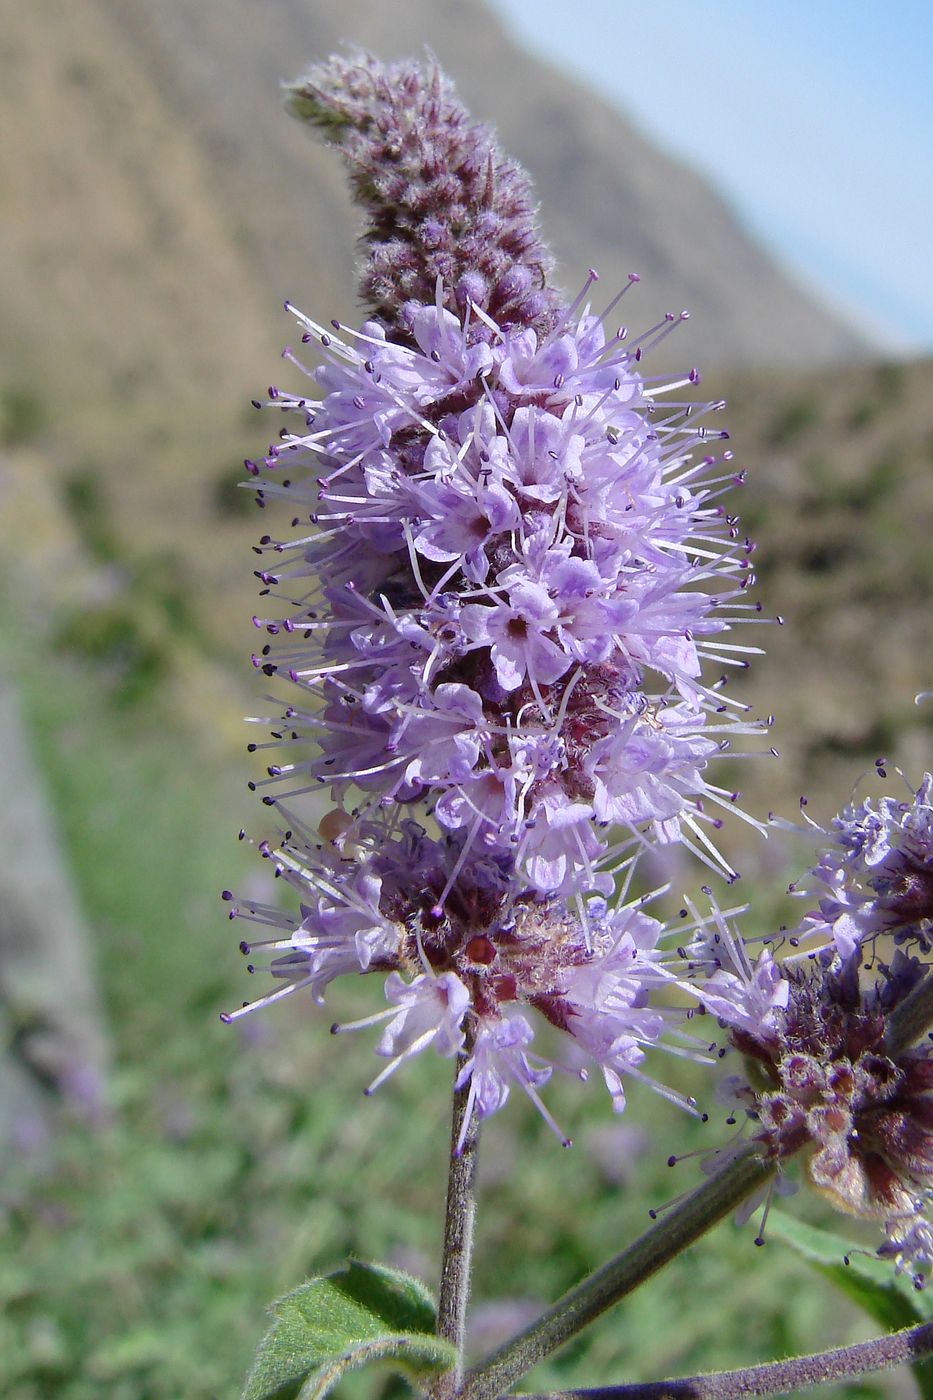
left=456, top=1012, right=552, bottom=1142
left=504, top=407, right=584, bottom=503
left=373, top=971, right=471, bottom=1069
left=434, top=767, right=520, bottom=855
left=791, top=773, right=933, bottom=957
left=460, top=578, right=571, bottom=694
left=585, top=700, right=719, bottom=841
left=397, top=683, right=487, bottom=785
left=696, top=949, right=790, bottom=1040
left=520, top=786, right=608, bottom=898
left=413, top=473, right=520, bottom=583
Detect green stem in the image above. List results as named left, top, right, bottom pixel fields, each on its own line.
left=437, top=1045, right=480, bottom=1386
left=460, top=1143, right=774, bottom=1400
left=886, top=971, right=933, bottom=1058
left=513, top=1319, right=933, bottom=1398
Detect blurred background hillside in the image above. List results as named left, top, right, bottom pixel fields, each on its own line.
left=1, top=2, right=931, bottom=1397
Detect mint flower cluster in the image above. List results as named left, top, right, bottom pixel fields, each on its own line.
left=223, top=54, right=770, bottom=1139
left=690, top=775, right=933, bottom=1283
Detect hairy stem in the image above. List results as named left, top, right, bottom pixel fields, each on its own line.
left=460, top=1143, right=774, bottom=1400
left=437, top=1047, right=480, bottom=1385
left=886, top=971, right=933, bottom=1058
left=514, top=1318, right=933, bottom=1398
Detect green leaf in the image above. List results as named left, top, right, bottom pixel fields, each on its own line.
left=241, top=1260, right=456, bottom=1400
left=769, top=1210, right=933, bottom=1400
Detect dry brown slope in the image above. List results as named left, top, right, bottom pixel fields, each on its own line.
left=0, top=0, right=280, bottom=423
left=98, top=0, right=865, bottom=368
left=2, top=0, right=865, bottom=445
left=729, top=355, right=933, bottom=830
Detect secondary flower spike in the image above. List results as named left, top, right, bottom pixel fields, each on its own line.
left=685, top=774, right=933, bottom=1284
left=223, top=53, right=771, bottom=1140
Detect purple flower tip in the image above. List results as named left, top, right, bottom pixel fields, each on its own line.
left=286, top=52, right=562, bottom=339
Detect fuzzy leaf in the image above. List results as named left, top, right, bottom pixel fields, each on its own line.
left=241, top=1260, right=455, bottom=1400
left=769, top=1210, right=933, bottom=1399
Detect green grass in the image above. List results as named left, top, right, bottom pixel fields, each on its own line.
left=0, top=635, right=896, bottom=1399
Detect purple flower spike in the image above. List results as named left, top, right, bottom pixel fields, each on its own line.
left=680, top=785, right=933, bottom=1286
left=224, top=53, right=772, bottom=1142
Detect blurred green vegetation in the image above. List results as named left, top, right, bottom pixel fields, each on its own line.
left=765, top=394, right=819, bottom=446
left=52, top=468, right=213, bottom=705
left=0, top=385, right=44, bottom=447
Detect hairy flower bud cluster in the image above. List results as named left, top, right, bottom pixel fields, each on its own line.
left=224, top=55, right=770, bottom=1140
left=690, top=774, right=933, bottom=1283
left=286, top=53, right=562, bottom=339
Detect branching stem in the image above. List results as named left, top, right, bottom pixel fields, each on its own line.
left=514, top=1318, right=933, bottom=1398
left=460, top=1143, right=774, bottom=1400
left=886, top=971, right=933, bottom=1058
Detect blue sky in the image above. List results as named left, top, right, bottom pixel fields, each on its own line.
left=489, top=0, right=933, bottom=354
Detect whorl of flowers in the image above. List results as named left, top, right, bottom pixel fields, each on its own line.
left=687, top=774, right=933, bottom=1284
left=223, top=54, right=771, bottom=1140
